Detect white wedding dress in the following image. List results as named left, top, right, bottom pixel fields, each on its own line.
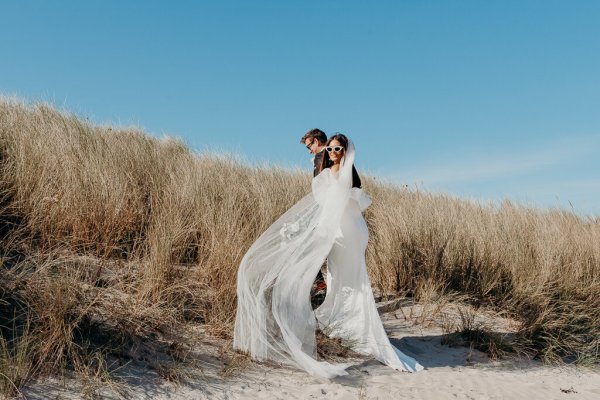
left=234, top=141, right=423, bottom=378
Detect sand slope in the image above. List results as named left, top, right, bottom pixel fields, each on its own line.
left=23, top=301, right=600, bottom=400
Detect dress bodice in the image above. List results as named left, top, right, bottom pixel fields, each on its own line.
left=320, top=165, right=362, bottom=188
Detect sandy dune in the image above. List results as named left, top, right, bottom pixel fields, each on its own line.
left=23, top=301, right=600, bottom=400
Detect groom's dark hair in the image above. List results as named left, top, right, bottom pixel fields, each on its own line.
left=300, top=128, right=327, bottom=145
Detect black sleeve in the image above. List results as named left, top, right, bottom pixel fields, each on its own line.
left=313, top=152, right=323, bottom=177
left=352, top=165, right=362, bottom=188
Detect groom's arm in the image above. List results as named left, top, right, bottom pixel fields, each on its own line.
left=313, top=151, right=324, bottom=177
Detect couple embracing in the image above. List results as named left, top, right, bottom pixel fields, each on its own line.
left=233, top=129, right=424, bottom=379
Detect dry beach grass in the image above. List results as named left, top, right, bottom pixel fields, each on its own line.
left=0, top=98, right=598, bottom=397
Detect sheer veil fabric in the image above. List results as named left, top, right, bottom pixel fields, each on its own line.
left=233, top=140, right=423, bottom=378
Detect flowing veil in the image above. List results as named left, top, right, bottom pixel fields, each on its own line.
left=233, top=141, right=358, bottom=378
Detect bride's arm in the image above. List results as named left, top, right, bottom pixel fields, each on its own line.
left=352, top=188, right=372, bottom=212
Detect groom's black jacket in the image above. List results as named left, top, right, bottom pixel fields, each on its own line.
left=313, top=150, right=362, bottom=188
left=313, top=151, right=325, bottom=177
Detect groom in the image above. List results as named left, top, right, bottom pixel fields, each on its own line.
left=300, top=128, right=328, bottom=177
left=300, top=128, right=328, bottom=308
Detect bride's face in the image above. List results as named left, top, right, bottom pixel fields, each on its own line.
left=327, top=139, right=345, bottom=163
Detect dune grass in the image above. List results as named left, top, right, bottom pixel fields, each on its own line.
left=0, top=98, right=598, bottom=395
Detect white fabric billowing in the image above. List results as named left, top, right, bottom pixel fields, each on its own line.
left=315, top=172, right=424, bottom=373
left=233, top=140, right=423, bottom=378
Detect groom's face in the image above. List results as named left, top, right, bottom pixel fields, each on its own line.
left=304, top=138, right=320, bottom=155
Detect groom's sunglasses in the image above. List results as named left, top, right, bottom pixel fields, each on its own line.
left=325, top=146, right=344, bottom=153
left=305, top=139, right=315, bottom=150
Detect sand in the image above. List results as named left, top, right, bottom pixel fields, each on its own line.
left=22, top=300, right=600, bottom=400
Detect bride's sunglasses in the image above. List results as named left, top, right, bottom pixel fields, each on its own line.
left=325, top=146, right=344, bottom=153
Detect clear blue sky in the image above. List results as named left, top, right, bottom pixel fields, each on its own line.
left=2, top=1, right=599, bottom=216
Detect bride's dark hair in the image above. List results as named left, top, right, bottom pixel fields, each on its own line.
left=319, top=133, right=348, bottom=172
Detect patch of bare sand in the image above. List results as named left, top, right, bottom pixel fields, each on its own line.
left=22, top=300, right=600, bottom=400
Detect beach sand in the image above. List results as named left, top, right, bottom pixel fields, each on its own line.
left=23, top=301, right=600, bottom=400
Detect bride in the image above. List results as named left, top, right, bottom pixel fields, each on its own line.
left=233, top=134, right=424, bottom=378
